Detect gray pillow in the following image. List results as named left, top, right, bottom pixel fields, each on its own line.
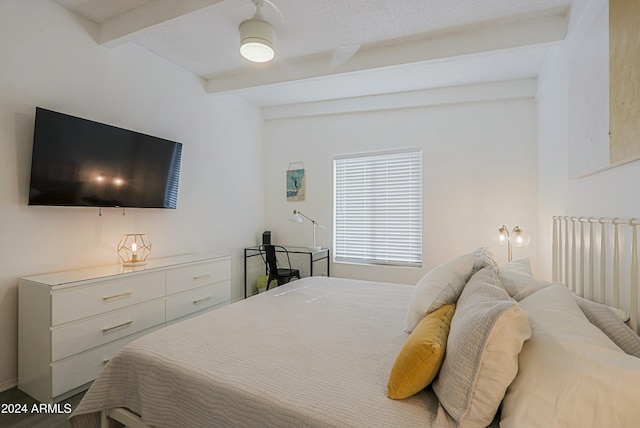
left=404, top=247, right=496, bottom=333
left=432, top=267, right=531, bottom=427
left=573, top=295, right=640, bottom=358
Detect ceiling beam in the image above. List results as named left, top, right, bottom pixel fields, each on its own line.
left=262, top=79, right=538, bottom=120
left=99, top=0, right=224, bottom=48
left=205, top=12, right=568, bottom=94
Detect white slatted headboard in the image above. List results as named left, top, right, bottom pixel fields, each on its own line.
left=552, top=216, right=639, bottom=333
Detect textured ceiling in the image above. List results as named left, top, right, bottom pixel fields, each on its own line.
left=50, top=0, right=573, bottom=105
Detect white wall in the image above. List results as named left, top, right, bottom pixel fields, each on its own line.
left=262, top=82, right=538, bottom=285
left=0, top=1, right=264, bottom=391
left=537, top=0, right=640, bottom=279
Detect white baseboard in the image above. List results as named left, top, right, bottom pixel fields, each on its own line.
left=0, top=377, right=18, bottom=393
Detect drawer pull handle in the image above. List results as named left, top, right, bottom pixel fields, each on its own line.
left=193, top=273, right=211, bottom=280
left=102, top=291, right=132, bottom=301
left=193, top=296, right=211, bottom=304
left=102, top=320, right=133, bottom=332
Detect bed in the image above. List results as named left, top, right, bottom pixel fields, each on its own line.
left=69, top=276, right=451, bottom=427
left=69, top=217, right=640, bottom=428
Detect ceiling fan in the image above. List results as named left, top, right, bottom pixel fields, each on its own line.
left=239, top=0, right=283, bottom=62
left=237, top=0, right=360, bottom=69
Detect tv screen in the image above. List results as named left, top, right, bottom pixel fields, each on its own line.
left=28, top=107, right=182, bottom=208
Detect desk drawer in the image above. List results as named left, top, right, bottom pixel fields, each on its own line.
left=51, top=327, right=160, bottom=398
left=166, top=259, right=230, bottom=295
left=51, top=298, right=165, bottom=362
left=52, top=272, right=165, bottom=326
left=166, top=281, right=230, bottom=322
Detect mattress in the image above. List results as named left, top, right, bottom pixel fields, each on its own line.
left=69, top=276, right=457, bottom=428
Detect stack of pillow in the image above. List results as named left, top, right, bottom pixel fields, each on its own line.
left=387, top=248, right=640, bottom=427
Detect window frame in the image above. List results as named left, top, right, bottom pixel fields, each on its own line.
left=333, top=147, right=423, bottom=268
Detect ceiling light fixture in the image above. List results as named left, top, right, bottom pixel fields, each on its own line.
left=239, top=0, right=275, bottom=63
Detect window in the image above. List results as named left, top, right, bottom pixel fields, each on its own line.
left=333, top=148, right=422, bottom=267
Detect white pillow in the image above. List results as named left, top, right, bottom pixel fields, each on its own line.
left=404, top=248, right=496, bottom=333
left=500, top=258, right=533, bottom=277
left=501, top=284, right=640, bottom=428
left=498, top=271, right=550, bottom=301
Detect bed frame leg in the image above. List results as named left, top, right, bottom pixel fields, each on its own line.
left=100, top=410, right=109, bottom=428
left=99, top=407, right=150, bottom=428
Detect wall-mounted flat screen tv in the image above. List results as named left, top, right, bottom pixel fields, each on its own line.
left=28, top=107, right=182, bottom=208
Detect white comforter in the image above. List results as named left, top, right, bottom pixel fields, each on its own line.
left=69, top=276, right=445, bottom=428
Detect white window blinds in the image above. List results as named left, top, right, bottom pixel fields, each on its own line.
left=334, top=148, right=422, bottom=267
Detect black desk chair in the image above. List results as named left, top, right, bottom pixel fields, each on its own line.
left=260, top=245, right=300, bottom=290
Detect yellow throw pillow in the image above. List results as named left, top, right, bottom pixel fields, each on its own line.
left=387, top=303, right=455, bottom=399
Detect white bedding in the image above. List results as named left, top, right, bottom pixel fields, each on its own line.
left=70, top=276, right=456, bottom=428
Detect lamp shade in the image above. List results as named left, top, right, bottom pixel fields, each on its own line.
left=511, top=226, right=531, bottom=247
left=239, top=18, right=275, bottom=62
left=497, top=225, right=509, bottom=244
left=289, top=211, right=303, bottom=223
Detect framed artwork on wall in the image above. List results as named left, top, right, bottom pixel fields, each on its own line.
left=609, top=0, right=640, bottom=166
left=287, top=162, right=305, bottom=201
left=569, top=0, right=640, bottom=177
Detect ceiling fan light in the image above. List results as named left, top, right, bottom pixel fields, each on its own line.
left=239, top=18, right=275, bottom=62
left=240, top=41, right=274, bottom=62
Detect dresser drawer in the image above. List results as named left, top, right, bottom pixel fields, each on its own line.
left=51, top=327, right=160, bottom=399
left=51, top=298, right=165, bottom=362
left=166, top=281, right=230, bottom=322
left=165, top=258, right=231, bottom=295
left=51, top=272, right=165, bottom=326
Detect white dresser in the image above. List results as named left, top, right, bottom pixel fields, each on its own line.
left=18, top=254, right=231, bottom=403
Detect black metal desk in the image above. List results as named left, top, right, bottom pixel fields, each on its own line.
left=244, top=246, right=330, bottom=298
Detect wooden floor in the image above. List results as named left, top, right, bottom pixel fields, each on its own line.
left=0, top=387, right=85, bottom=428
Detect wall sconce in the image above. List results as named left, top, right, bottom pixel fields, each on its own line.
left=117, top=234, right=152, bottom=266
left=289, top=209, right=325, bottom=251
left=497, top=225, right=530, bottom=262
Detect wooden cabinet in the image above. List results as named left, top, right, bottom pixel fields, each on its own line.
left=18, top=254, right=230, bottom=403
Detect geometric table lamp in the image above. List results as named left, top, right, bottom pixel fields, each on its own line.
left=117, top=233, right=152, bottom=266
